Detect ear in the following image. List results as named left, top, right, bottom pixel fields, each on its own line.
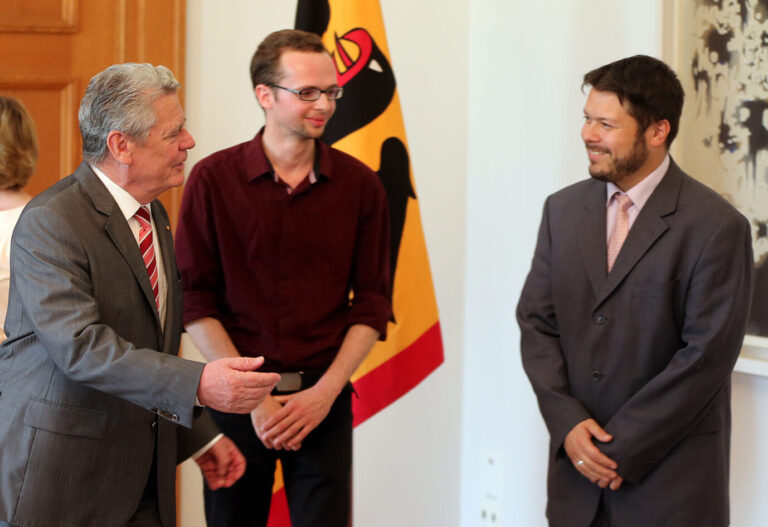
left=255, top=84, right=275, bottom=110
left=646, top=119, right=671, bottom=148
left=106, top=130, right=133, bottom=165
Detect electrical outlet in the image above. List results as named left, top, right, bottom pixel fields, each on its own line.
left=480, top=501, right=501, bottom=524
left=479, top=452, right=504, bottom=524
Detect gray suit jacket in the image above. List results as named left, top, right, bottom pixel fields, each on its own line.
left=0, top=162, right=217, bottom=527
left=517, top=160, right=753, bottom=527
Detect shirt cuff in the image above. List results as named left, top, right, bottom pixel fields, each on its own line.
left=191, top=433, right=224, bottom=460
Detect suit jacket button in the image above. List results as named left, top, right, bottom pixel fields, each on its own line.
left=594, top=315, right=607, bottom=325
left=591, top=370, right=603, bottom=382
left=151, top=420, right=158, bottom=431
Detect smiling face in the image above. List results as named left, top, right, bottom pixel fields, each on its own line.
left=259, top=50, right=339, bottom=140
left=125, top=93, right=195, bottom=202
left=581, top=89, right=656, bottom=190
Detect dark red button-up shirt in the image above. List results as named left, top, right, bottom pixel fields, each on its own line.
left=175, top=131, right=392, bottom=372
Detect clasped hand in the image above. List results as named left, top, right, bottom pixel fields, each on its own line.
left=564, top=418, right=624, bottom=490
left=250, top=383, right=337, bottom=451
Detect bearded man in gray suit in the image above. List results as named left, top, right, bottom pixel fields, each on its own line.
left=518, top=55, right=753, bottom=526
left=0, top=63, right=280, bottom=527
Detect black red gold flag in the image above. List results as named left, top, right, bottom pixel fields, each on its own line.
left=267, top=1, right=445, bottom=523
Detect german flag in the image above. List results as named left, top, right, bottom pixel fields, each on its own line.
left=267, top=1, right=444, bottom=524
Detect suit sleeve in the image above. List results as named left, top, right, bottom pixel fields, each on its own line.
left=517, top=197, right=593, bottom=450
left=600, top=211, right=753, bottom=483
left=11, top=205, right=204, bottom=429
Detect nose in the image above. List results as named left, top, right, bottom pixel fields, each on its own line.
left=314, top=92, right=334, bottom=112
left=582, top=121, right=598, bottom=144
left=180, top=128, right=196, bottom=150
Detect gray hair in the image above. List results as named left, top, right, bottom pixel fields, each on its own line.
left=78, top=63, right=180, bottom=164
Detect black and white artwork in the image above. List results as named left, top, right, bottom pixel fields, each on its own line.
left=677, top=0, right=768, bottom=336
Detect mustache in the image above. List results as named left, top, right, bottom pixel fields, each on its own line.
left=585, top=143, right=610, bottom=154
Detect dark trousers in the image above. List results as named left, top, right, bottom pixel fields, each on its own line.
left=205, top=389, right=353, bottom=527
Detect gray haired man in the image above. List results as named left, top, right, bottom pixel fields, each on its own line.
left=0, top=63, right=280, bottom=527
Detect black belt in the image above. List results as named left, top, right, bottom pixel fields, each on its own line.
left=273, top=370, right=324, bottom=394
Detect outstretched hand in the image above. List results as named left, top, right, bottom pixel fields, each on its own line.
left=197, top=356, right=280, bottom=413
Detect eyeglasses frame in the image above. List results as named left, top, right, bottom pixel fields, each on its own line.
left=268, top=83, right=344, bottom=101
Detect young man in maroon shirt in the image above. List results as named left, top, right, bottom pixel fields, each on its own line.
left=175, top=30, right=391, bottom=527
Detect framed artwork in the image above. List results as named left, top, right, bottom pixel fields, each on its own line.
left=669, top=0, right=768, bottom=368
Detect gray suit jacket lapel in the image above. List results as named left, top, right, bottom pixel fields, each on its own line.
left=592, top=161, right=682, bottom=309
left=151, top=201, right=177, bottom=355
left=74, top=163, right=163, bottom=339
left=577, top=182, right=609, bottom=301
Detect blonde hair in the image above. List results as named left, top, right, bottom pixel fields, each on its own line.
left=0, top=96, right=38, bottom=190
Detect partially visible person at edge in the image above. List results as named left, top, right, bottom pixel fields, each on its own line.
left=175, top=29, right=392, bottom=527
left=0, top=96, right=37, bottom=342
left=0, top=63, right=280, bottom=527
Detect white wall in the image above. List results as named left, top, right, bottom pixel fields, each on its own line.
left=181, top=1, right=467, bottom=526
left=731, top=373, right=768, bottom=527
left=355, top=0, right=467, bottom=524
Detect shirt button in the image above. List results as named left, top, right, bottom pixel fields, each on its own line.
left=594, top=314, right=607, bottom=325
left=591, top=370, right=604, bottom=382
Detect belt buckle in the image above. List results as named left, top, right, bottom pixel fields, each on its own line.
left=275, top=371, right=303, bottom=393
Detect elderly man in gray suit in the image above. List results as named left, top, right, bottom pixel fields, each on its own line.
left=518, top=55, right=753, bottom=527
left=0, top=63, right=280, bottom=527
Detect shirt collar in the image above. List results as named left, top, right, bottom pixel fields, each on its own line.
left=606, top=153, right=670, bottom=209
left=245, top=127, right=332, bottom=183
left=90, top=163, right=146, bottom=221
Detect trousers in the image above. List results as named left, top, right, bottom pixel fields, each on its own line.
left=205, top=389, right=353, bottom=527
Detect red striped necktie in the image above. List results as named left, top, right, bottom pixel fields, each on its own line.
left=134, top=205, right=159, bottom=309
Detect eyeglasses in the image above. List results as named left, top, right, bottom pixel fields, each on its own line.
left=269, top=84, right=344, bottom=101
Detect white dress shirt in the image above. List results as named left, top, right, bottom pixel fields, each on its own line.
left=91, top=164, right=168, bottom=328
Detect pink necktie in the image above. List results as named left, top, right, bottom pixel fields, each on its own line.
left=607, top=194, right=633, bottom=272
left=135, top=205, right=159, bottom=309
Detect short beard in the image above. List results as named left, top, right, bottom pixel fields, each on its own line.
left=588, top=134, right=649, bottom=185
